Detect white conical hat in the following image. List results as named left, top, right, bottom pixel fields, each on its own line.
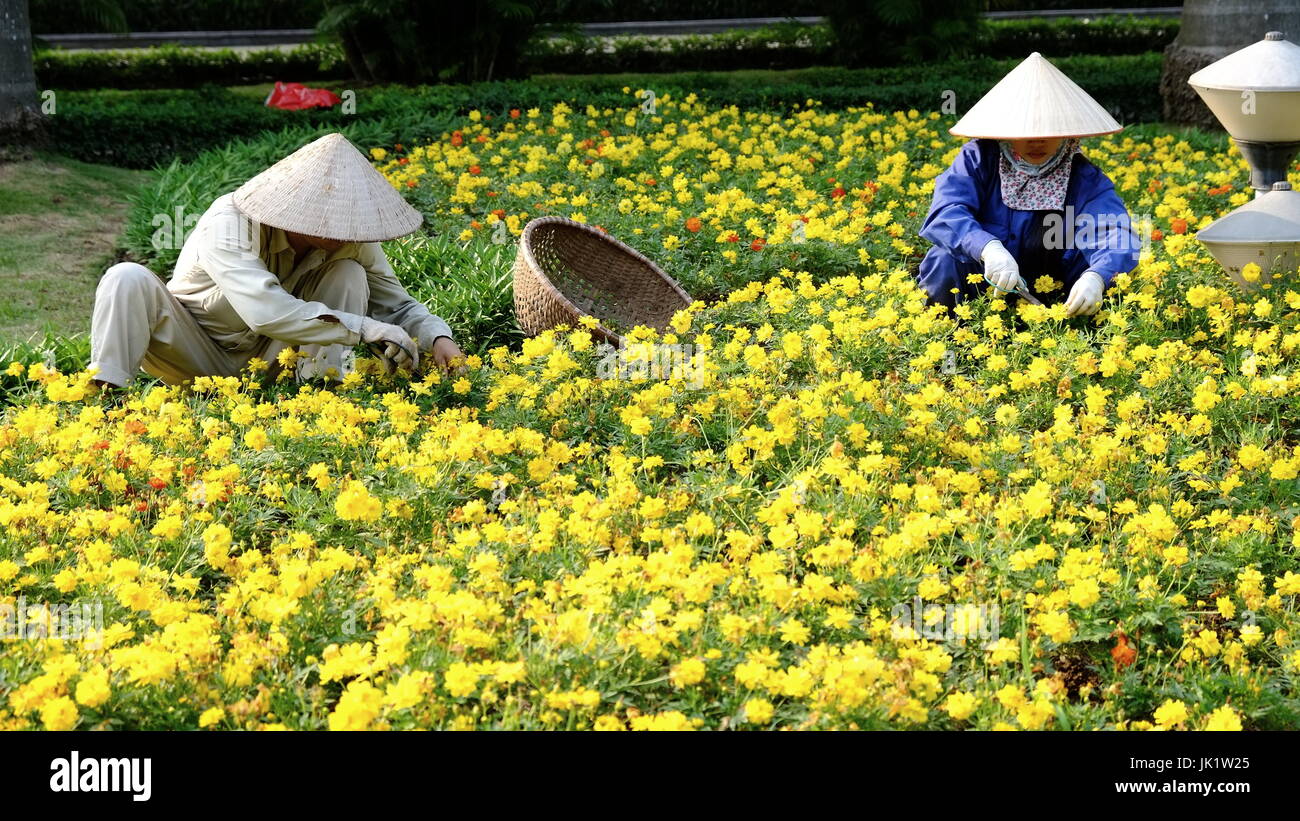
left=950, top=52, right=1123, bottom=140
left=232, top=132, right=422, bottom=242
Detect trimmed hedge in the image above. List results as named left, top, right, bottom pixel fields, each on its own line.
left=34, top=43, right=347, bottom=91
left=34, top=16, right=1177, bottom=91
left=979, top=15, right=1180, bottom=58
left=48, top=54, right=1164, bottom=171
left=526, top=17, right=1179, bottom=74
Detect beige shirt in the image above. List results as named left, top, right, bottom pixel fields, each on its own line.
left=168, top=192, right=453, bottom=354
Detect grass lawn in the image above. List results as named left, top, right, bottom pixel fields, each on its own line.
left=0, top=152, right=153, bottom=347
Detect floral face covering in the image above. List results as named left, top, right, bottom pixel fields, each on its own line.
left=997, top=138, right=1081, bottom=211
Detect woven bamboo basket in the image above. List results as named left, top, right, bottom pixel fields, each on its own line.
left=513, top=217, right=693, bottom=348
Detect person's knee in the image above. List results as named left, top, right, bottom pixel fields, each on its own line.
left=917, top=246, right=967, bottom=308
left=314, top=259, right=370, bottom=305
left=100, top=261, right=159, bottom=295
left=322, top=259, right=368, bottom=288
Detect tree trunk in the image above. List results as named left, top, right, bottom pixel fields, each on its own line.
left=1, top=0, right=42, bottom=152
left=1161, top=0, right=1300, bottom=128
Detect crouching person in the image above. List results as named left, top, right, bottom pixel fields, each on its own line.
left=87, top=132, right=464, bottom=396
left=916, top=53, right=1143, bottom=316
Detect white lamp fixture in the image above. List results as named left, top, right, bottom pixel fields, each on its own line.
left=1196, top=181, right=1300, bottom=289
left=1189, top=31, right=1300, bottom=196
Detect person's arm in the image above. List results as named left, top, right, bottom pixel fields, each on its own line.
left=919, top=139, right=1000, bottom=263
left=198, top=203, right=365, bottom=345
left=1072, top=167, right=1143, bottom=288
left=355, top=242, right=455, bottom=349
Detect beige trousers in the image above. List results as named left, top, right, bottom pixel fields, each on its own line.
left=87, top=259, right=369, bottom=388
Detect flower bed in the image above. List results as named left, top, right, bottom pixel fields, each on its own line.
left=2, top=97, right=1299, bottom=731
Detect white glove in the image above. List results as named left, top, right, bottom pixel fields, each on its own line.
left=359, top=317, right=419, bottom=374
left=1064, top=271, right=1105, bottom=317
left=980, top=239, right=1024, bottom=293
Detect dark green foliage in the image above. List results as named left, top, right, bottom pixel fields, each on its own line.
left=33, top=16, right=1177, bottom=91
left=34, top=43, right=347, bottom=91
left=49, top=53, right=1164, bottom=170
left=823, top=0, right=985, bottom=67
left=30, top=0, right=325, bottom=33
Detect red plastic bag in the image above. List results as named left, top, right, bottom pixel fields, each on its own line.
left=265, top=81, right=343, bottom=111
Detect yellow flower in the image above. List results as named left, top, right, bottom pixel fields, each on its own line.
left=199, top=706, right=225, bottom=728
left=328, top=680, right=383, bottom=731
left=669, top=657, right=706, bottom=688
left=1202, top=704, right=1243, bottom=731
left=943, top=691, right=979, bottom=722
left=41, top=696, right=79, bottom=731
left=74, top=669, right=111, bottom=708
left=742, top=698, right=774, bottom=724
left=1153, top=699, right=1188, bottom=729
left=444, top=662, right=480, bottom=698
left=335, top=479, right=382, bottom=522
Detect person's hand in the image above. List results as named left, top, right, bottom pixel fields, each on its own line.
left=360, top=317, right=418, bottom=375
left=1064, top=271, right=1106, bottom=317
left=981, top=239, right=1025, bottom=293
left=423, top=336, right=467, bottom=375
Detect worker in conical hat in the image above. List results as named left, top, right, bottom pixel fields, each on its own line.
left=916, top=52, right=1142, bottom=316
left=86, top=132, right=464, bottom=397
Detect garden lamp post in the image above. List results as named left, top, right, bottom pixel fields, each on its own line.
left=1196, top=181, right=1300, bottom=290
left=1188, top=31, right=1300, bottom=198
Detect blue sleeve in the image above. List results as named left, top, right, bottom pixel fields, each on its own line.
left=1073, top=167, right=1142, bottom=288
left=919, top=140, right=999, bottom=263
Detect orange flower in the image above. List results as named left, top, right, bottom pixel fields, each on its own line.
left=750, top=238, right=766, bottom=251
left=491, top=209, right=506, bottom=219
left=1150, top=228, right=1164, bottom=241
left=469, top=165, right=481, bottom=175
left=509, top=109, right=520, bottom=119
left=831, top=187, right=846, bottom=199
left=725, top=233, right=739, bottom=243
left=451, top=130, right=463, bottom=146
left=1171, top=218, right=1188, bottom=234
left=685, top=217, right=702, bottom=233
left=1111, top=629, right=1137, bottom=671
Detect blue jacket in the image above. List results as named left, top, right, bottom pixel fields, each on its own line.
left=919, top=139, right=1141, bottom=286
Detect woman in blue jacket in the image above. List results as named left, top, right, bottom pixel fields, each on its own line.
left=917, top=53, right=1143, bottom=316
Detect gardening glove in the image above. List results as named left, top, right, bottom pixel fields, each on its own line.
left=360, top=317, right=419, bottom=375
left=1064, top=271, right=1105, bottom=317
left=980, top=239, right=1025, bottom=294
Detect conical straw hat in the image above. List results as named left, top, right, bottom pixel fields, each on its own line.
left=232, top=132, right=423, bottom=242
left=950, top=52, right=1123, bottom=140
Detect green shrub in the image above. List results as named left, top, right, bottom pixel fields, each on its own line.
left=978, top=15, right=1180, bottom=58
left=34, top=43, right=347, bottom=91
left=32, top=16, right=1177, bottom=92
left=525, top=22, right=836, bottom=74
left=54, top=52, right=1163, bottom=170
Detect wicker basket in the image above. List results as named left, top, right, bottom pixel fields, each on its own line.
left=513, top=216, right=693, bottom=348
